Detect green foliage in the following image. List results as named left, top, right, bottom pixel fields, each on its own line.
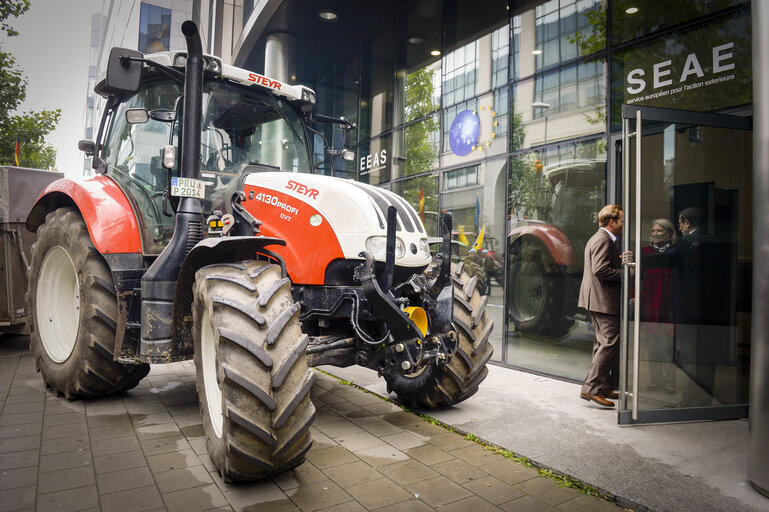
left=0, top=1, right=60, bottom=169
left=568, top=4, right=606, bottom=57
left=508, top=110, right=546, bottom=219
left=0, top=0, right=28, bottom=37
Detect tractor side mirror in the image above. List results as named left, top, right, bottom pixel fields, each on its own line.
left=78, top=139, right=96, bottom=156
left=106, top=47, right=143, bottom=93
left=125, top=108, right=149, bottom=124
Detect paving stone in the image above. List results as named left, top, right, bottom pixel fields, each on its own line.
left=315, top=500, right=366, bottom=512
left=0, top=435, right=39, bottom=454
left=41, top=421, right=88, bottom=440
left=0, top=484, right=35, bottom=511
left=0, top=411, right=43, bottom=426
left=93, top=450, right=147, bottom=474
left=335, top=431, right=387, bottom=452
left=86, top=413, right=132, bottom=428
left=404, top=443, right=455, bottom=466
left=449, top=444, right=503, bottom=467
left=438, top=495, right=503, bottom=512
left=187, top=435, right=207, bottom=456
left=43, top=400, right=85, bottom=415
left=378, top=459, right=439, bottom=485
left=37, top=485, right=99, bottom=512
left=403, top=475, right=474, bottom=507
left=135, top=422, right=181, bottom=441
left=499, top=495, right=556, bottom=512
left=242, top=497, right=300, bottom=511
left=210, top=471, right=286, bottom=510
left=555, top=494, right=621, bottom=512
left=96, top=465, right=155, bottom=494
left=89, top=423, right=135, bottom=440
left=99, top=484, right=165, bottom=512
left=322, top=460, right=384, bottom=488
left=154, top=464, right=213, bottom=493
left=361, top=401, right=402, bottom=415
left=306, top=445, right=360, bottom=470
left=346, top=477, right=413, bottom=509
left=426, top=432, right=471, bottom=451
left=0, top=422, right=41, bottom=438
left=173, top=413, right=202, bottom=429
left=90, top=435, right=140, bottom=457
left=313, top=420, right=365, bottom=439
left=380, top=411, right=423, bottom=428
left=162, top=483, right=229, bottom=512
left=345, top=392, right=386, bottom=406
left=179, top=422, right=204, bottom=438
left=375, top=499, right=434, bottom=512
left=462, top=475, right=525, bottom=505
left=285, top=480, right=351, bottom=512
left=139, top=432, right=191, bottom=455
left=39, top=448, right=92, bottom=473
left=37, top=466, right=95, bottom=494
left=0, top=449, right=38, bottom=470
left=2, top=402, right=44, bottom=415
left=271, top=461, right=327, bottom=491
left=40, top=434, right=89, bottom=455
left=353, top=418, right=404, bottom=437
left=146, top=448, right=201, bottom=473
left=4, top=393, right=44, bottom=405
left=381, top=431, right=429, bottom=451
left=0, top=466, right=37, bottom=490
left=308, top=428, right=337, bottom=451
left=515, top=476, right=580, bottom=506
left=431, top=458, right=490, bottom=484
left=479, top=459, right=540, bottom=486
left=42, top=412, right=86, bottom=427
left=125, top=402, right=168, bottom=416
left=354, top=444, right=409, bottom=468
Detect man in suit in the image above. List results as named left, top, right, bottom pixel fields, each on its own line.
left=579, top=204, right=633, bottom=407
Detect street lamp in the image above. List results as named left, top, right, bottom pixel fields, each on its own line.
left=532, top=101, right=551, bottom=144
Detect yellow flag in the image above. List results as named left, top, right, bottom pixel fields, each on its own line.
left=472, top=224, right=485, bottom=251
left=457, top=224, right=469, bottom=246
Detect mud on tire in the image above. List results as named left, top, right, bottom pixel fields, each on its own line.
left=193, top=260, right=315, bottom=481
left=385, top=261, right=494, bottom=409
left=26, top=207, right=149, bottom=399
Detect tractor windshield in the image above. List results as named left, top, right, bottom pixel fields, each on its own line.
left=102, top=78, right=311, bottom=255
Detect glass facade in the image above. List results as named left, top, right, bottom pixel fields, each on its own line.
left=249, top=0, right=752, bottom=387
left=138, top=3, right=171, bottom=53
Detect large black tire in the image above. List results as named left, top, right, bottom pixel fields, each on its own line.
left=193, top=260, right=315, bottom=481
left=463, top=259, right=489, bottom=296
left=508, top=241, right=574, bottom=338
left=385, top=262, right=494, bottom=409
left=26, top=208, right=150, bottom=399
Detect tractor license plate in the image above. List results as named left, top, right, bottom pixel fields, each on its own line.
left=171, top=177, right=205, bottom=198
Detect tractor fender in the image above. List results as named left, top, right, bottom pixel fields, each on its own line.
left=26, top=176, right=142, bottom=254
left=508, top=224, right=575, bottom=266
left=171, top=235, right=287, bottom=350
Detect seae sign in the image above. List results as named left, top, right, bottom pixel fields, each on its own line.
left=626, top=42, right=735, bottom=95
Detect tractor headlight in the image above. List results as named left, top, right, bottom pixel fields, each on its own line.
left=419, top=238, right=430, bottom=256
left=365, top=236, right=406, bottom=259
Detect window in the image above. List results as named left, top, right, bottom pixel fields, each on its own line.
left=534, top=0, right=603, bottom=70
left=442, top=41, right=478, bottom=107
left=138, top=3, right=171, bottom=54
left=533, top=60, right=604, bottom=117
left=444, top=165, right=480, bottom=191
left=491, top=25, right=509, bottom=88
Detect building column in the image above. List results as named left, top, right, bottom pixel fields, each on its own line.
left=263, top=32, right=296, bottom=171
left=749, top=0, right=769, bottom=499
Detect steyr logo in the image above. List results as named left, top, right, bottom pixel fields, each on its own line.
left=286, top=180, right=319, bottom=200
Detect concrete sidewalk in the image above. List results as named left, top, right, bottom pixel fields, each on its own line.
left=0, top=334, right=623, bottom=512
left=322, top=364, right=769, bottom=512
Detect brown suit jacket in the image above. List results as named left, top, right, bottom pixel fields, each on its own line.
left=578, top=228, right=622, bottom=315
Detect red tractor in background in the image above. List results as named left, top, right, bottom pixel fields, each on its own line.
left=23, top=22, right=492, bottom=482
left=507, top=159, right=604, bottom=338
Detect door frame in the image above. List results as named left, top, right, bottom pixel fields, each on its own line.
left=618, top=104, right=751, bottom=425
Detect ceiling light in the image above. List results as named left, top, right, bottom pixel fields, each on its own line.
left=625, top=7, right=638, bottom=14
left=430, top=50, right=441, bottom=56
left=532, top=49, right=542, bottom=55
left=318, top=9, right=338, bottom=22
left=408, top=37, right=423, bottom=45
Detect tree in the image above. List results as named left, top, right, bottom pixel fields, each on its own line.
left=0, top=0, right=60, bottom=169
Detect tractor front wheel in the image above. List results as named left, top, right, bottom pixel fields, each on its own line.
left=26, top=207, right=149, bottom=399
left=193, top=260, right=315, bottom=481
left=385, top=262, right=494, bottom=409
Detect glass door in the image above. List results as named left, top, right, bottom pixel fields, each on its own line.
left=620, top=105, right=752, bottom=424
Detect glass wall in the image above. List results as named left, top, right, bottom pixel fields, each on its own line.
left=305, top=0, right=750, bottom=381
left=138, top=3, right=171, bottom=53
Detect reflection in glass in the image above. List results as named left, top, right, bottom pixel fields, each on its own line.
left=506, top=139, right=606, bottom=380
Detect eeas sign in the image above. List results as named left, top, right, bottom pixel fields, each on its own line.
left=616, top=11, right=751, bottom=113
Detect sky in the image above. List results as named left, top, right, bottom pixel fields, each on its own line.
left=2, top=0, right=101, bottom=178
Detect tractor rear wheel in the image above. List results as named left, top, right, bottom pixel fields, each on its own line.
left=26, top=207, right=149, bottom=399
left=193, top=260, right=315, bottom=481
left=385, top=262, right=494, bottom=409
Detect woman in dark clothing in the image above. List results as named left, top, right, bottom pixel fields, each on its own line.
left=640, top=219, right=677, bottom=393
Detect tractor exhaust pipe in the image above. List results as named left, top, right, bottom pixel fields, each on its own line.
left=139, top=20, right=205, bottom=359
